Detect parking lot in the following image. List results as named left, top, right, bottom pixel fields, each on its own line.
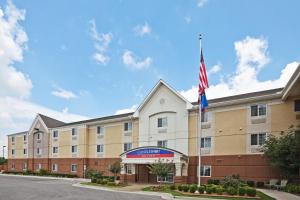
left=0, top=175, right=162, bottom=200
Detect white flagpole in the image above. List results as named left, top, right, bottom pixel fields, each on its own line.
left=198, top=34, right=202, bottom=187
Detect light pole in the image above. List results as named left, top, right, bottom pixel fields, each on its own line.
left=2, top=146, right=6, bottom=159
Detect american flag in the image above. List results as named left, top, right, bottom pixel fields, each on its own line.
left=198, top=48, right=209, bottom=110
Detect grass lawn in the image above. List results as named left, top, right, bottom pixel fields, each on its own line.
left=142, top=187, right=275, bottom=200
left=80, top=182, right=127, bottom=188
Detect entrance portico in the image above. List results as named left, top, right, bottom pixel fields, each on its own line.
left=120, top=146, right=189, bottom=184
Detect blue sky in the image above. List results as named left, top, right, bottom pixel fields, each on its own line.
left=0, top=0, right=300, bottom=141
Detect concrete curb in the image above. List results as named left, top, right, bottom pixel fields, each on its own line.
left=0, top=173, right=90, bottom=182
left=72, top=183, right=175, bottom=200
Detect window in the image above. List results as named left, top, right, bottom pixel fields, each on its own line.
left=96, top=144, right=104, bottom=153
left=37, top=147, right=42, bottom=155
left=157, top=140, right=168, bottom=148
left=11, top=136, right=15, bottom=143
left=11, top=163, right=15, bottom=170
left=23, top=148, right=27, bottom=155
left=23, top=163, right=27, bottom=170
left=72, top=128, right=77, bottom=136
left=124, top=122, right=132, bottom=132
left=71, top=164, right=77, bottom=172
left=37, top=133, right=41, bottom=140
left=251, top=104, right=267, bottom=117
left=52, top=164, right=58, bottom=172
left=201, top=137, right=211, bottom=148
left=157, top=173, right=174, bottom=183
left=157, top=117, right=168, bottom=128
left=11, top=149, right=15, bottom=155
left=53, top=130, right=58, bottom=138
left=53, top=147, right=58, bottom=154
left=201, top=112, right=209, bottom=123
left=23, top=134, right=27, bottom=141
left=251, top=133, right=267, bottom=146
left=295, top=100, right=300, bottom=112
left=125, top=164, right=132, bottom=174
left=97, top=126, right=104, bottom=135
left=71, top=145, right=77, bottom=153
left=38, top=163, right=42, bottom=170
left=124, top=143, right=132, bottom=152
left=200, top=165, right=211, bottom=177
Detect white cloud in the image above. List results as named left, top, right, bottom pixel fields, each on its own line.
left=115, top=104, right=138, bottom=115
left=207, top=64, right=221, bottom=75
left=184, top=16, right=191, bottom=24
left=0, top=0, right=32, bottom=99
left=88, top=19, right=112, bottom=65
left=133, top=22, right=151, bottom=37
left=0, top=1, right=88, bottom=156
left=51, top=87, right=77, bottom=99
left=180, top=36, right=299, bottom=102
left=122, top=50, right=152, bottom=70
left=197, top=0, right=208, bottom=7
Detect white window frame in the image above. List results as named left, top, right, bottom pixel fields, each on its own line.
left=157, top=117, right=168, bottom=128
left=97, top=126, right=104, bottom=135
left=11, top=136, right=15, bottom=143
left=250, top=132, right=267, bottom=146
left=71, top=164, right=77, bottom=172
left=157, top=140, right=168, bottom=148
left=123, top=142, right=132, bottom=152
left=23, top=163, right=27, bottom=171
left=53, top=130, right=59, bottom=138
left=11, top=163, right=15, bottom=170
left=38, top=163, right=42, bottom=170
left=96, top=144, right=104, bottom=154
left=23, top=134, right=27, bottom=142
left=251, top=104, right=267, bottom=117
left=52, top=163, right=58, bottom=172
left=11, top=149, right=15, bottom=156
left=71, top=128, right=77, bottom=136
left=124, top=122, right=132, bottom=132
left=125, top=164, right=133, bottom=174
left=200, top=165, right=211, bottom=177
left=53, top=146, right=59, bottom=154
left=157, top=173, right=174, bottom=183
left=201, top=112, right=210, bottom=123
left=23, top=148, right=27, bottom=155
left=37, top=147, right=42, bottom=155
left=37, top=133, right=41, bottom=140
left=295, top=100, right=300, bottom=112
left=201, top=137, right=211, bottom=148
left=71, top=145, right=77, bottom=154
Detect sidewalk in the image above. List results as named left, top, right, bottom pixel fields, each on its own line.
left=258, top=189, right=300, bottom=200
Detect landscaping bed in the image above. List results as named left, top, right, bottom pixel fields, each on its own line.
left=3, top=170, right=78, bottom=178
left=81, top=182, right=127, bottom=188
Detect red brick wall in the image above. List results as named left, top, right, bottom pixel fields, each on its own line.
left=0, top=164, right=7, bottom=171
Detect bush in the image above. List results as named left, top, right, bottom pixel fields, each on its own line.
left=91, top=178, right=97, bottom=183
left=222, top=175, right=242, bottom=189
left=246, top=180, right=255, bottom=187
left=189, top=184, right=198, bottom=193
left=107, top=182, right=116, bottom=186
left=38, top=169, right=48, bottom=176
left=182, top=184, right=189, bottom=192
left=169, top=184, right=176, bottom=190
left=101, top=179, right=108, bottom=185
left=238, top=187, right=246, bottom=196
left=246, top=187, right=256, bottom=197
left=206, top=186, right=213, bottom=194
left=208, top=179, right=220, bottom=185
left=256, top=181, right=264, bottom=188
left=226, top=186, right=237, bottom=195
left=178, top=185, right=183, bottom=191
left=86, top=169, right=103, bottom=179
left=207, top=179, right=214, bottom=184
left=284, top=184, right=300, bottom=194
left=198, top=186, right=205, bottom=194
left=216, top=186, right=224, bottom=195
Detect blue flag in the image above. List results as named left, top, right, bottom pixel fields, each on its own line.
left=201, top=93, right=208, bottom=111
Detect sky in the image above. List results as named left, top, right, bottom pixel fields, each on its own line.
left=0, top=0, right=300, bottom=154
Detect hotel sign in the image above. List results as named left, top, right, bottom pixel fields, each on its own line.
left=126, top=148, right=174, bottom=158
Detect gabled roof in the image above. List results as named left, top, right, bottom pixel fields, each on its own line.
left=133, top=79, right=193, bottom=117
left=38, top=114, right=65, bottom=128
left=282, top=64, right=300, bottom=100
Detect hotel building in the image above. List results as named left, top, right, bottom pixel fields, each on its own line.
left=7, top=65, right=300, bottom=184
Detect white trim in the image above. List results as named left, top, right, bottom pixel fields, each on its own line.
left=28, top=115, right=49, bottom=135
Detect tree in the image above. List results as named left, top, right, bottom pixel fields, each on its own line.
left=262, top=125, right=300, bottom=179
left=0, top=158, right=7, bottom=165
left=148, top=159, right=174, bottom=184
left=108, top=162, right=121, bottom=181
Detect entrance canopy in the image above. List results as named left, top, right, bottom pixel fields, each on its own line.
left=120, top=146, right=188, bottom=164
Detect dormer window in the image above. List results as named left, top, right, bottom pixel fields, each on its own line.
left=157, top=117, right=168, bottom=128
left=251, top=104, right=266, bottom=117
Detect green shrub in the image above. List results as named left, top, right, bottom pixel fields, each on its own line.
left=178, top=185, right=183, bottom=191
left=246, top=180, right=255, bottom=187
left=206, top=186, right=213, bottom=194
left=182, top=184, right=189, bottom=192
left=169, top=184, right=176, bottom=190
left=38, top=169, right=48, bottom=176
left=189, top=184, right=198, bottom=193
left=91, top=178, right=97, bottom=183
left=238, top=187, right=246, bottom=196
left=226, top=186, right=237, bottom=195
left=101, top=179, right=108, bottom=185
left=222, top=175, right=242, bottom=189
left=107, top=182, right=116, bottom=186
left=246, top=187, right=256, bottom=197
left=256, top=181, right=264, bottom=188
left=207, top=179, right=214, bottom=184
left=284, top=184, right=300, bottom=194
left=216, top=186, right=224, bottom=195
left=96, top=179, right=102, bottom=184
left=86, top=169, right=103, bottom=179
left=198, top=186, right=205, bottom=194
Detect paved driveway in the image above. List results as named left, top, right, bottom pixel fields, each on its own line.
left=0, top=176, right=162, bottom=200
